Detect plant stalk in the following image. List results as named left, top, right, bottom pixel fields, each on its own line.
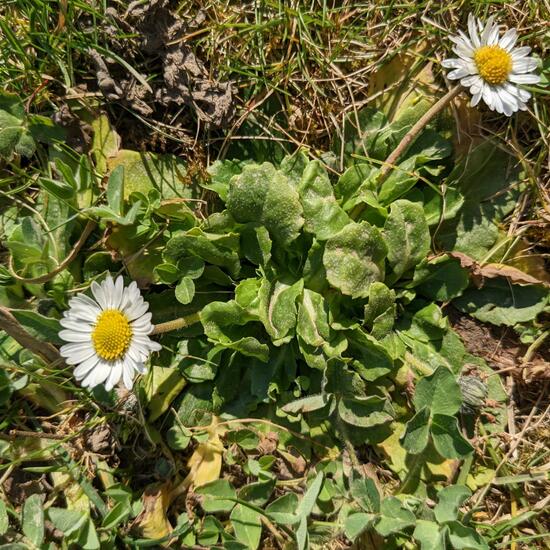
left=151, top=312, right=201, bottom=335
left=377, top=84, right=462, bottom=184
left=351, top=84, right=462, bottom=221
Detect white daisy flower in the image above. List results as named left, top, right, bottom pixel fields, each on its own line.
left=442, top=14, right=540, bottom=116
left=59, top=275, right=161, bottom=391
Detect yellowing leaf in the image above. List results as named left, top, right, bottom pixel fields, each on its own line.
left=90, top=113, right=120, bottom=176
left=132, top=482, right=173, bottom=540
left=187, top=436, right=223, bottom=488
left=107, top=150, right=188, bottom=200
left=145, top=366, right=187, bottom=422
left=166, top=418, right=225, bottom=501
left=368, top=43, right=434, bottom=122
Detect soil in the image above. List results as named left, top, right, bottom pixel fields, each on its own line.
left=447, top=306, right=550, bottom=382
left=77, top=0, right=236, bottom=155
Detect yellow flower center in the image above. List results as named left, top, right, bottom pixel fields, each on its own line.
left=473, top=45, right=512, bottom=85
left=91, top=310, right=132, bottom=361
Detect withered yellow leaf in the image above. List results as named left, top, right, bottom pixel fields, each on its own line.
left=132, top=482, right=173, bottom=540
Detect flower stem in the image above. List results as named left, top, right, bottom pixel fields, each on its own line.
left=351, top=84, right=462, bottom=220
left=377, top=84, right=462, bottom=184
left=151, top=312, right=201, bottom=335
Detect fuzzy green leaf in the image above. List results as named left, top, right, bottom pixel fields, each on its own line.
left=0, top=500, right=7, bottom=535
left=447, top=521, right=489, bottom=550
left=227, top=162, right=304, bottom=246
left=323, top=221, right=387, bottom=298
left=384, top=199, right=430, bottom=281
left=412, top=256, right=470, bottom=301
left=0, top=92, right=35, bottom=159
left=22, top=494, right=44, bottom=547
left=453, top=279, right=549, bottom=327
left=298, top=160, right=350, bottom=240
left=338, top=396, right=392, bottom=428
left=413, top=520, right=446, bottom=550
left=363, top=282, right=396, bottom=338
left=350, top=478, right=380, bottom=513
left=265, top=493, right=300, bottom=525
left=344, top=512, right=376, bottom=541
left=296, top=289, right=331, bottom=347
left=196, top=480, right=237, bottom=513
left=175, top=276, right=195, bottom=305
left=164, top=228, right=241, bottom=278
left=258, top=277, right=303, bottom=344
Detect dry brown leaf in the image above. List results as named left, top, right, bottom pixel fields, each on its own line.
left=439, top=252, right=550, bottom=288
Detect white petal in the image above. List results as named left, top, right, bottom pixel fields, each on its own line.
left=59, top=329, right=92, bottom=343
left=496, top=86, right=519, bottom=113
left=512, top=58, right=538, bottom=74
left=127, top=342, right=147, bottom=362
left=480, top=16, right=496, bottom=45
left=452, top=43, right=475, bottom=62
left=127, top=281, right=141, bottom=305
left=90, top=361, right=111, bottom=387
left=73, top=354, right=100, bottom=379
left=442, top=58, right=464, bottom=69
left=91, top=281, right=108, bottom=310
left=487, top=25, right=500, bottom=46
left=59, top=317, right=93, bottom=332
left=499, top=28, right=517, bottom=51
left=134, top=361, right=147, bottom=374
left=511, top=46, right=531, bottom=60
left=508, top=73, right=540, bottom=84
left=482, top=85, right=495, bottom=109
left=448, top=67, right=471, bottom=80
left=122, top=357, right=135, bottom=390
left=468, top=14, right=481, bottom=48
left=111, top=276, right=124, bottom=310
left=471, top=90, right=482, bottom=107
left=125, top=301, right=149, bottom=321
left=131, top=311, right=152, bottom=327
left=102, top=275, right=116, bottom=309
left=64, top=346, right=96, bottom=365
left=148, top=340, right=162, bottom=352
left=449, top=35, right=474, bottom=57
left=461, top=74, right=482, bottom=88
left=105, top=362, right=123, bottom=391
left=457, top=31, right=474, bottom=51
left=60, top=342, right=93, bottom=357
left=66, top=306, right=98, bottom=324
left=492, top=91, right=504, bottom=114
left=69, top=293, right=101, bottom=311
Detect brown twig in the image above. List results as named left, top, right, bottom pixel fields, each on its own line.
left=8, top=429, right=65, bottom=440
left=377, top=84, right=462, bottom=185
left=350, top=85, right=462, bottom=220
left=8, top=219, right=96, bottom=285
left=0, top=306, right=63, bottom=365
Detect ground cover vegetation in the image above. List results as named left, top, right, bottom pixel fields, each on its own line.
left=0, top=1, right=549, bottom=549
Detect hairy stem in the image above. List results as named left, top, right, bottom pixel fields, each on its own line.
left=151, top=312, right=201, bottom=335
